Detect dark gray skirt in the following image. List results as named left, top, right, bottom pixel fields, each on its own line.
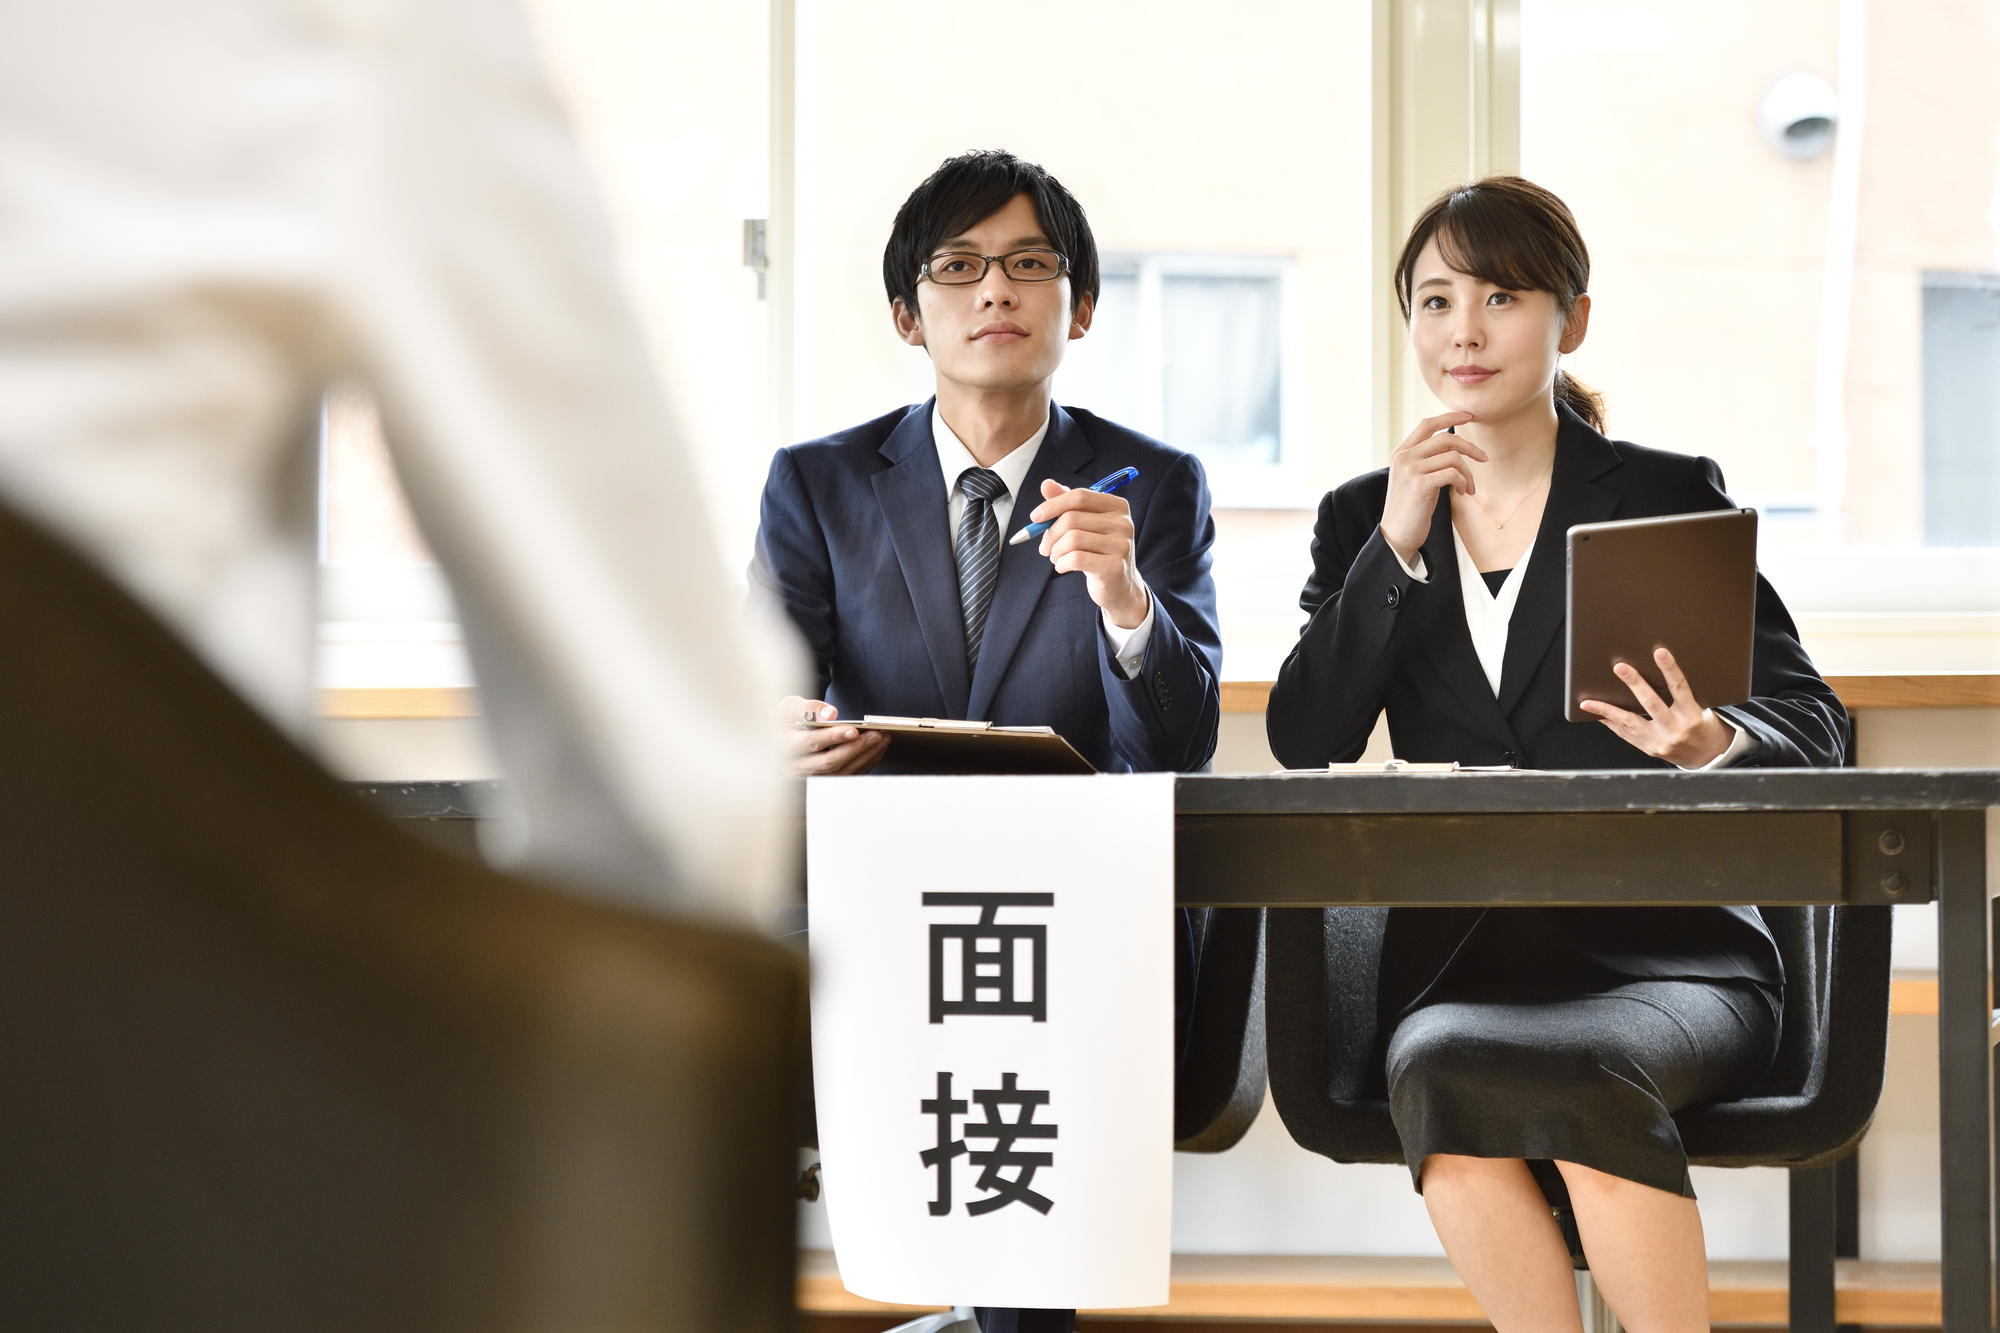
left=1384, top=966, right=1779, bottom=1198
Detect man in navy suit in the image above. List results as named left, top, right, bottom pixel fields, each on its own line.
left=754, top=150, right=1221, bottom=779
left=751, top=151, right=1222, bottom=1333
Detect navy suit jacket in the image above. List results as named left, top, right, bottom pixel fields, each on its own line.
left=752, top=399, right=1223, bottom=773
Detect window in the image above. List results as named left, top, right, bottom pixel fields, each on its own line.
left=1517, top=0, right=2000, bottom=560
left=327, top=0, right=2000, bottom=697
left=1517, top=0, right=2000, bottom=665
left=1923, top=272, right=2000, bottom=547
left=798, top=0, right=1376, bottom=508
left=1055, top=255, right=1305, bottom=506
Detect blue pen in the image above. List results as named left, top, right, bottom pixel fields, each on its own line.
left=1006, top=466, right=1141, bottom=546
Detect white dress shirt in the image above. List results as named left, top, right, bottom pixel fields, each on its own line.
left=932, top=406, right=1154, bottom=678
left=0, top=0, right=806, bottom=927
left=1393, top=528, right=1751, bottom=769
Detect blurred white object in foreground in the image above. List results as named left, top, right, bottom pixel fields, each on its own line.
left=0, top=0, right=805, bottom=926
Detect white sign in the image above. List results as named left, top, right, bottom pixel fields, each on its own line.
left=807, top=774, right=1176, bottom=1310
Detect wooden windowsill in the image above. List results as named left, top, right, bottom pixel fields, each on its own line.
left=1891, top=976, right=1939, bottom=1015
left=798, top=1251, right=1942, bottom=1326
left=315, top=673, right=2000, bottom=720
left=1221, top=673, right=2000, bottom=714
left=318, top=687, right=479, bottom=719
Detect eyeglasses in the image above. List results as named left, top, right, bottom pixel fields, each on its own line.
left=919, top=248, right=1070, bottom=286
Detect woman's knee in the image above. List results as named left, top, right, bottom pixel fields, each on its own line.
left=1389, top=1016, right=1603, bottom=1108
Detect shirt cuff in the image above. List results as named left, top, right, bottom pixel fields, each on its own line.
left=1102, top=593, right=1156, bottom=681
left=1685, top=711, right=1755, bottom=770
left=1390, top=542, right=1429, bottom=584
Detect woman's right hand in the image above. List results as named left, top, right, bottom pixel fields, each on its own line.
left=1380, top=411, right=1482, bottom=565
left=777, top=696, right=890, bottom=777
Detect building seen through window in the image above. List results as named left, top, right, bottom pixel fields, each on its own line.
left=1922, top=272, right=2000, bottom=548
left=1521, top=0, right=2000, bottom=558
left=1056, top=255, right=1298, bottom=506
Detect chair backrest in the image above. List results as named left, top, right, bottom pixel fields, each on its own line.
left=1265, top=906, right=1404, bottom=1164
left=1748, top=906, right=1830, bottom=1097
left=1175, top=907, right=1268, bottom=1152
left=1675, top=903, right=1892, bottom=1166
left=0, top=501, right=806, bottom=1330
left=1265, top=901, right=1894, bottom=1171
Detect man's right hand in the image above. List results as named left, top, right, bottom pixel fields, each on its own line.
left=1380, top=410, right=1481, bottom=565
left=778, top=696, right=890, bottom=776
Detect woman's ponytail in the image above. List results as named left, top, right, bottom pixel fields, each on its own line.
left=1554, top=367, right=1605, bottom=433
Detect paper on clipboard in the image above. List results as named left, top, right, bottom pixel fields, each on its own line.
left=1278, top=759, right=1522, bottom=775
left=799, top=715, right=1096, bottom=775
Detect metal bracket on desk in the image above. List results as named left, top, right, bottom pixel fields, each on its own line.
left=1843, top=811, right=1934, bottom=904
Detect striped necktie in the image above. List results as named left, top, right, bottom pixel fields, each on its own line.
left=954, top=467, right=1007, bottom=673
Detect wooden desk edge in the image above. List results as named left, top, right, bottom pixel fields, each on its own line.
left=1221, top=674, right=2000, bottom=714
left=319, top=674, right=2000, bottom=719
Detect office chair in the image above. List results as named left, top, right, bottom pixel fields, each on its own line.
left=0, top=498, right=807, bottom=1331
left=1175, top=906, right=1268, bottom=1151
left=1266, top=902, right=1892, bottom=1333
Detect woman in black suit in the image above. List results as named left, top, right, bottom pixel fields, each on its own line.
left=1266, top=177, right=1845, bottom=1333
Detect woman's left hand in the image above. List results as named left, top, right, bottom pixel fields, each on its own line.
left=1578, top=646, right=1733, bottom=768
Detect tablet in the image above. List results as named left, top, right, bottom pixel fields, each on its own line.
left=1565, top=508, right=1758, bottom=724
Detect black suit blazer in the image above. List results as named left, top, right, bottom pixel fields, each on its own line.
left=1265, top=404, right=1849, bottom=1007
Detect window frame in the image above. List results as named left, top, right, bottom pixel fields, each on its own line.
left=1072, top=251, right=1308, bottom=509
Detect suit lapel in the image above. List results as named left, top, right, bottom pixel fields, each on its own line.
left=1495, top=410, right=1624, bottom=715
left=871, top=402, right=970, bottom=717
left=966, top=404, right=1094, bottom=720
left=1411, top=489, right=1518, bottom=744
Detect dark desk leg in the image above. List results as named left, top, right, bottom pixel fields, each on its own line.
left=1836, top=1152, right=1861, bottom=1333
left=1937, top=809, right=1992, bottom=1333
left=1790, top=1166, right=1837, bottom=1333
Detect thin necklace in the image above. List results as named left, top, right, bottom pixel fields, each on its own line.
left=1465, top=469, right=1552, bottom=529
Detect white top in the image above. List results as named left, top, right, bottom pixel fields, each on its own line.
left=1393, top=530, right=1750, bottom=769
left=934, top=404, right=1045, bottom=542
left=1452, top=523, right=1533, bottom=697
left=932, top=405, right=1154, bottom=677
left=0, top=0, right=804, bottom=927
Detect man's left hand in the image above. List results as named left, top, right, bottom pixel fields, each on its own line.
left=1031, top=477, right=1150, bottom=628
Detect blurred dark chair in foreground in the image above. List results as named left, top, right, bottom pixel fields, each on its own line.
left=0, top=500, right=806, bottom=1331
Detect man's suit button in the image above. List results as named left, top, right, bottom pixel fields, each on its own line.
left=1152, top=671, right=1173, bottom=712
left=1384, top=586, right=1401, bottom=609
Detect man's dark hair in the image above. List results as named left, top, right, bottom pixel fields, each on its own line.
left=882, top=150, right=1100, bottom=318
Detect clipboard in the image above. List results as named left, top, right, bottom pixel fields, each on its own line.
left=799, top=715, right=1097, bottom=775
left=1565, top=508, right=1758, bottom=724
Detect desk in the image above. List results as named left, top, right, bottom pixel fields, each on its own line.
left=1177, top=769, right=1999, bottom=1333
left=357, top=772, right=2000, bottom=1333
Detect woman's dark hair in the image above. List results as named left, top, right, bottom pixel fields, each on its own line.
left=1394, top=175, right=1606, bottom=431
left=882, top=150, right=1100, bottom=318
